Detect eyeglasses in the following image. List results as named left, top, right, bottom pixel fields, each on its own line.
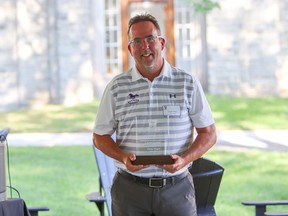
left=128, top=35, right=162, bottom=47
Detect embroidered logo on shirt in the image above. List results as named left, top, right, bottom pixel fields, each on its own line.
left=128, top=93, right=139, bottom=104
left=169, top=94, right=176, bottom=98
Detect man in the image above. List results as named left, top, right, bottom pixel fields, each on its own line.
left=93, top=13, right=216, bottom=216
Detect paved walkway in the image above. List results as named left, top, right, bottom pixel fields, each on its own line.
left=4, top=130, right=288, bottom=152
left=216, top=130, right=288, bottom=152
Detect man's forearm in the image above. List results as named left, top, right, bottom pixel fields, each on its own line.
left=182, top=124, right=216, bottom=164
left=93, top=133, right=126, bottom=163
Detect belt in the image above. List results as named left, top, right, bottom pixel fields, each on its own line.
left=118, top=169, right=188, bottom=188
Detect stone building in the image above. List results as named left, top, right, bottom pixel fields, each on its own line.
left=0, top=0, right=287, bottom=111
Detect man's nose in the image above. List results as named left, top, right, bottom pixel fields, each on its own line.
left=140, top=38, right=149, bottom=48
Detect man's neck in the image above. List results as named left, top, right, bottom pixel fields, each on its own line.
left=137, top=59, right=164, bottom=81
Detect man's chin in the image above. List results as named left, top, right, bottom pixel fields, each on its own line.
left=143, top=65, right=155, bottom=72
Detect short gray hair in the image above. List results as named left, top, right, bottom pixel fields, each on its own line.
left=127, top=13, right=161, bottom=36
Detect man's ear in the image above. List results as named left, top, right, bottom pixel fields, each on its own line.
left=160, top=37, right=166, bottom=50
left=128, top=45, right=133, bottom=56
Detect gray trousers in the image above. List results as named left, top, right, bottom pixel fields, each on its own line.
left=111, top=171, right=197, bottom=216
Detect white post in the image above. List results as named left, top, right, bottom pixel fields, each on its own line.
left=0, top=128, right=9, bottom=202
left=90, top=0, right=106, bottom=98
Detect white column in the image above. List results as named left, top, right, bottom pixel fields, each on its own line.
left=90, top=0, right=106, bottom=98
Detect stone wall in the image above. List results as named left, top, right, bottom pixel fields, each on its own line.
left=0, top=0, right=287, bottom=111
left=0, top=0, right=96, bottom=111
left=0, top=0, right=20, bottom=110
left=207, top=0, right=288, bottom=96
left=54, top=0, right=94, bottom=105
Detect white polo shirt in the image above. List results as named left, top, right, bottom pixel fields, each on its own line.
left=93, top=59, right=215, bottom=177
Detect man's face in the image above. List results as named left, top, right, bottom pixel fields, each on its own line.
left=128, top=21, right=165, bottom=75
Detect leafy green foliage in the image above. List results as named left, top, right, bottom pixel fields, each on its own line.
left=185, top=0, right=221, bottom=13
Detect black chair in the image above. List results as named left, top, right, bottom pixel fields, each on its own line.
left=265, top=212, right=288, bottom=216
left=87, top=152, right=224, bottom=216
left=242, top=200, right=288, bottom=216
left=189, top=157, right=224, bottom=216
left=28, top=207, right=50, bottom=216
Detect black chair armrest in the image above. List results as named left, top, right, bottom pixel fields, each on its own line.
left=28, top=207, right=49, bottom=216
left=86, top=191, right=106, bottom=202
left=242, top=200, right=288, bottom=216
left=242, top=200, right=288, bottom=206
left=265, top=212, right=288, bottom=216
left=192, top=169, right=223, bottom=178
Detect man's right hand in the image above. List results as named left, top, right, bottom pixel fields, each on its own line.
left=124, top=153, right=149, bottom=172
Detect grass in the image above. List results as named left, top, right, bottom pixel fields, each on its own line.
left=207, top=95, right=288, bottom=130
left=206, top=150, right=288, bottom=215
left=7, top=146, right=99, bottom=216
left=1, top=95, right=288, bottom=215
left=0, top=100, right=100, bottom=133
left=6, top=147, right=288, bottom=216
left=0, top=96, right=288, bottom=132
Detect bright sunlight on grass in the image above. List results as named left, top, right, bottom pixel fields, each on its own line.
left=207, top=95, right=288, bottom=130
left=0, top=100, right=100, bottom=133
left=0, top=96, right=288, bottom=132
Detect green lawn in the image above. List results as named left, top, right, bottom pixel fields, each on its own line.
left=8, top=146, right=99, bottom=216
left=1, top=95, right=288, bottom=215
left=207, top=95, right=288, bottom=130
left=1, top=96, right=288, bottom=132
left=207, top=150, right=288, bottom=215
left=0, top=100, right=100, bottom=133
left=7, top=147, right=288, bottom=216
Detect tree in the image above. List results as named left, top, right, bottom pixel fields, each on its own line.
left=185, top=0, right=221, bottom=13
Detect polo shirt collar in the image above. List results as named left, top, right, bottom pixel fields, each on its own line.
left=131, top=59, right=172, bottom=82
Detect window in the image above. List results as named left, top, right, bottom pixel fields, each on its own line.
left=174, top=1, right=195, bottom=72
left=104, top=0, right=122, bottom=75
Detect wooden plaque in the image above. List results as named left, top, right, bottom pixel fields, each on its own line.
left=131, top=155, right=174, bottom=165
